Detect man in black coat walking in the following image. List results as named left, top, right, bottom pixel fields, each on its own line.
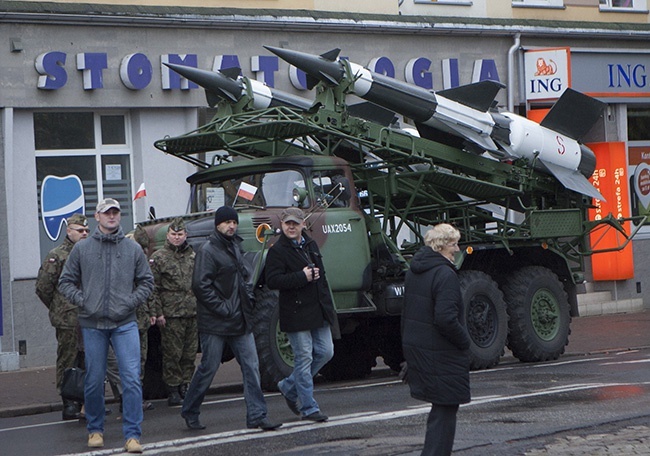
left=401, top=223, right=471, bottom=456
left=265, top=207, right=338, bottom=422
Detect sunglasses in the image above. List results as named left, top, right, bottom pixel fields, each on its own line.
left=70, top=228, right=90, bottom=233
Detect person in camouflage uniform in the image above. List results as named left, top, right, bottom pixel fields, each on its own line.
left=149, top=217, right=198, bottom=407
left=35, top=213, right=89, bottom=420
left=129, top=225, right=156, bottom=412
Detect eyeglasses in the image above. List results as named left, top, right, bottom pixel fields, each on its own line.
left=70, top=228, right=90, bottom=233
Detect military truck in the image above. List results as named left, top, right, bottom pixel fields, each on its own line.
left=140, top=53, right=641, bottom=392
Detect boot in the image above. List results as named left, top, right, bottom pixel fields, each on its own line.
left=179, top=383, right=189, bottom=399
left=167, top=385, right=182, bottom=407
left=62, top=399, right=81, bottom=420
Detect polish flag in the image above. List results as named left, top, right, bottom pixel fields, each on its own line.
left=237, top=182, right=257, bottom=201
left=133, top=183, right=147, bottom=201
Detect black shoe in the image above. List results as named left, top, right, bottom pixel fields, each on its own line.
left=278, top=388, right=300, bottom=416
left=182, top=413, right=206, bottom=430
left=167, top=391, right=182, bottom=407
left=143, top=401, right=155, bottom=411
left=302, top=411, right=328, bottom=422
left=62, top=400, right=81, bottom=421
left=247, top=417, right=282, bottom=431
left=179, top=383, right=189, bottom=399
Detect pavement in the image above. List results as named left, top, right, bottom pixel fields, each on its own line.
left=1, top=310, right=650, bottom=454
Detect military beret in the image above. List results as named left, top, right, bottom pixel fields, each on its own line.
left=66, top=213, right=88, bottom=227
left=168, top=217, right=186, bottom=232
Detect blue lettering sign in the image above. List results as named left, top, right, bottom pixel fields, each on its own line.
left=472, top=59, right=500, bottom=83
left=442, top=58, right=460, bottom=89
left=76, top=53, right=108, bottom=90
left=120, top=53, right=153, bottom=90
left=213, top=55, right=242, bottom=72
left=608, top=63, right=647, bottom=89
left=529, top=78, right=563, bottom=94
left=405, top=57, right=433, bottom=90
left=368, top=56, right=395, bottom=78
left=161, top=54, right=199, bottom=90
left=289, top=67, right=308, bottom=91
left=35, top=51, right=67, bottom=90
left=251, top=55, right=279, bottom=87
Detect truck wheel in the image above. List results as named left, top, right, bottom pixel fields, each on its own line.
left=459, top=270, right=508, bottom=370
left=253, top=287, right=294, bottom=391
left=503, top=266, right=571, bottom=362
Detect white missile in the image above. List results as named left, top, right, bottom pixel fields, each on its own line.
left=265, top=46, right=606, bottom=200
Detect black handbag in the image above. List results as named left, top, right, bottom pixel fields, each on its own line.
left=61, top=367, right=86, bottom=402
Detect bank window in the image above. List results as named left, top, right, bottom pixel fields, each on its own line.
left=600, top=0, right=647, bottom=9
left=628, top=107, right=650, bottom=140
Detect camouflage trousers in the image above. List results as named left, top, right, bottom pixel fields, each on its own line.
left=140, top=327, right=149, bottom=382
left=55, top=327, right=80, bottom=393
left=160, top=317, right=198, bottom=387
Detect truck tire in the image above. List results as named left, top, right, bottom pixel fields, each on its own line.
left=252, top=287, right=293, bottom=391
left=503, top=266, right=571, bottom=362
left=459, top=270, right=508, bottom=370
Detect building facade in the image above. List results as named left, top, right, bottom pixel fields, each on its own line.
left=2, top=0, right=650, bottom=369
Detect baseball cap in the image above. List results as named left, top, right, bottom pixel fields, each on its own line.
left=281, top=207, right=305, bottom=224
left=96, top=198, right=121, bottom=213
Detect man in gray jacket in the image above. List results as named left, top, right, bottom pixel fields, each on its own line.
left=59, top=198, right=154, bottom=454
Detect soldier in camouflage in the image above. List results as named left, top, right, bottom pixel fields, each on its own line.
left=35, top=213, right=89, bottom=420
left=129, top=225, right=156, bottom=412
left=149, top=218, right=198, bottom=407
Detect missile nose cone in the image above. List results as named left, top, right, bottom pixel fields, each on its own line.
left=264, top=45, right=344, bottom=89
left=164, top=62, right=243, bottom=104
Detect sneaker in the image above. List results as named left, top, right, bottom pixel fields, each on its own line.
left=124, top=438, right=143, bottom=453
left=247, top=417, right=282, bottom=431
left=87, top=432, right=104, bottom=448
left=302, top=411, right=328, bottom=422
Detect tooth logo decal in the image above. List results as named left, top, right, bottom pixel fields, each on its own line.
left=41, top=175, right=85, bottom=241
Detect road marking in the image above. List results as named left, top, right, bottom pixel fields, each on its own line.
left=54, top=381, right=650, bottom=455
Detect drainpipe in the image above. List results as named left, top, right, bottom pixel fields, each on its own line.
left=507, top=33, right=521, bottom=112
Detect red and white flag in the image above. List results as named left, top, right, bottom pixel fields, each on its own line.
left=134, top=183, right=147, bottom=201
left=237, top=182, right=257, bottom=201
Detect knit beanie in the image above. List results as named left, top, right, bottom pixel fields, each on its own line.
left=214, top=206, right=239, bottom=226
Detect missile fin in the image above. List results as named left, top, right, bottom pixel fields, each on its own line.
left=206, top=91, right=221, bottom=108
left=320, top=48, right=341, bottom=62
left=306, top=75, right=322, bottom=90
left=540, top=88, right=606, bottom=141
left=438, top=81, right=505, bottom=112
left=220, top=67, right=242, bottom=80
left=541, top=160, right=606, bottom=201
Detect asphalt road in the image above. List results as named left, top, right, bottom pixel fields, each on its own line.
left=2, top=347, right=650, bottom=455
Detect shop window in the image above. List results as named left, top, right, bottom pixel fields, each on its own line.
left=34, top=112, right=95, bottom=150
left=35, top=110, right=134, bottom=261
left=627, top=106, right=650, bottom=141
left=100, top=115, right=126, bottom=145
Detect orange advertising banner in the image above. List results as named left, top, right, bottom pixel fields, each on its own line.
left=588, top=142, right=634, bottom=281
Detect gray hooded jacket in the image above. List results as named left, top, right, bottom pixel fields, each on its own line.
left=59, top=225, right=154, bottom=330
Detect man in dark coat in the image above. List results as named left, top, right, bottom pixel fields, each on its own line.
left=401, top=223, right=471, bottom=456
left=265, top=207, right=338, bottom=422
left=181, top=206, right=281, bottom=432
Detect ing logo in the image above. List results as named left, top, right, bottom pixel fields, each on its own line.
left=534, top=58, right=557, bottom=76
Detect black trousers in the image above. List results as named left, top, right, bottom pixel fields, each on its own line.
left=422, top=403, right=459, bottom=456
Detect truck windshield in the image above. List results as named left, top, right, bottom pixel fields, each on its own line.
left=192, top=169, right=308, bottom=212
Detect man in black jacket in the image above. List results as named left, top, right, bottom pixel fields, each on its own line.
left=402, top=223, right=471, bottom=456
left=181, top=206, right=281, bottom=432
left=265, top=207, right=337, bottom=422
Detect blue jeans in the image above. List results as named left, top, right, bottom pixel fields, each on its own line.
left=82, top=321, right=142, bottom=441
left=182, top=332, right=268, bottom=427
left=279, top=324, right=334, bottom=416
